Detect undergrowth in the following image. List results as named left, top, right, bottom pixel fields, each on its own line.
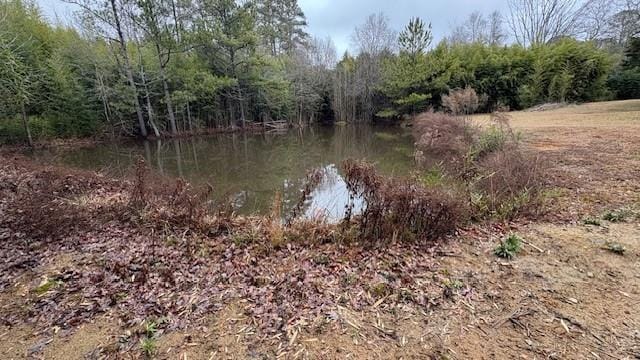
left=413, top=111, right=546, bottom=220
left=342, top=159, right=468, bottom=245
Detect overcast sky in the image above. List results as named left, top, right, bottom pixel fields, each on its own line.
left=299, top=0, right=509, bottom=54
left=37, top=0, right=510, bottom=54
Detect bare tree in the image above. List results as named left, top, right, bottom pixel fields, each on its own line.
left=67, top=0, right=149, bottom=137
left=450, top=12, right=487, bottom=44
left=507, top=0, right=581, bottom=46
left=349, top=13, right=397, bottom=120
left=308, top=36, right=337, bottom=69
left=575, top=0, right=618, bottom=40
left=351, top=13, right=397, bottom=56
left=575, top=0, right=639, bottom=45
left=449, top=11, right=505, bottom=45
left=488, top=11, right=507, bottom=45
left=607, top=0, right=640, bottom=43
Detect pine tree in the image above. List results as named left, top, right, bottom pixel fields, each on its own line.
left=398, top=18, right=433, bottom=59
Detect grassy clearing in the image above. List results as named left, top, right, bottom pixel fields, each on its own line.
left=473, top=99, right=640, bottom=129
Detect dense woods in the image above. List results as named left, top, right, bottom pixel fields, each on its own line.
left=1, top=0, right=639, bottom=144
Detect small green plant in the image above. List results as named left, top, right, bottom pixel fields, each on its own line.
left=313, top=254, right=330, bottom=265
left=418, top=168, right=445, bottom=187
left=164, top=234, right=179, bottom=246
left=231, top=229, right=261, bottom=247
left=139, top=318, right=164, bottom=357
left=602, top=209, right=632, bottom=223
left=442, top=278, right=464, bottom=290
left=603, top=242, right=626, bottom=255
left=495, top=190, right=534, bottom=220
left=35, top=277, right=63, bottom=295
left=469, top=126, right=507, bottom=160
left=144, top=320, right=158, bottom=338
left=370, top=282, right=391, bottom=298
left=341, top=273, right=357, bottom=286
left=494, top=234, right=523, bottom=259
left=140, top=337, right=157, bottom=357
left=583, top=218, right=601, bottom=226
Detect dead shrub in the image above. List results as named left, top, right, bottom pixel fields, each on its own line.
left=413, top=111, right=547, bottom=220
left=473, top=146, right=545, bottom=219
left=127, top=158, right=218, bottom=233
left=129, top=158, right=149, bottom=208
left=469, top=113, right=545, bottom=219
left=287, top=167, right=325, bottom=225
left=413, top=112, right=475, bottom=174
left=441, top=87, right=481, bottom=116
left=342, top=159, right=468, bottom=244
left=167, top=178, right=214, bottom=227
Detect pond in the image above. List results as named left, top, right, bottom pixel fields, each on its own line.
left=32, top=125, right=416, bottom=219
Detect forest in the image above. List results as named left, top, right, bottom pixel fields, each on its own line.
left=1, top=0, right=639, bottom=145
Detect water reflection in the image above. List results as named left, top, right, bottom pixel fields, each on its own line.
left=34, top=126, right=415, bottom=218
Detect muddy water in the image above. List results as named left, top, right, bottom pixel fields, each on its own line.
left=33, top=125, right=416, bottom=219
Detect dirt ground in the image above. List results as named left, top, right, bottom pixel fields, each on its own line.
left=1, top=100, right=639, bottom=359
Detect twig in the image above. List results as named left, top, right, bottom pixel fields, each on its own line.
left=522, top=239, right=544, bottom=253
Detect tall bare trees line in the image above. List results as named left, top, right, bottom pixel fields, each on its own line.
left=507, top=0, right=640, bottom=46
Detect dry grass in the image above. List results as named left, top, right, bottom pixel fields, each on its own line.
left=473, top=99, right=640, bottom=129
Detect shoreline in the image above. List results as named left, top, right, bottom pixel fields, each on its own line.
left=1, top=101, right=639, bottom=358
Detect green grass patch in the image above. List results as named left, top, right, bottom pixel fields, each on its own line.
left=418, top=168, right=446, bottom=187
left=602, top=209, right=633, bottom=223
left=140, top=337, right=157, bottom=357
left=34, top=277, right=62, bottom=295
left=603, top=242, right=626, bottom=255
left=494, top=234, right=523, bottom=259
left=583, top=218, right=602, bottom=226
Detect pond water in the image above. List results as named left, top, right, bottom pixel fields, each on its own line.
left=33, top=125, right=416, bottom=219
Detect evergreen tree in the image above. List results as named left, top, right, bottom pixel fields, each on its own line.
left=399, top=17, right=432, bottom=59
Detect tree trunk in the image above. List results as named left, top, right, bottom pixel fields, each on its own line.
left=239, top=99, right=246, bottom=128
left=157, top=53, right=177, bottom=136
left=109, top=0, right=147, bottom=138
left=146, top=92, right=160, bottom=137
left=139, top=56, right=160, bottom=138
left=21, top=103, right=33, bottom=147
left=187, top=102, right=193, bottom=132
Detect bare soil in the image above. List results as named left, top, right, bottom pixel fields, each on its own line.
left=1, top=100, right=639, bottom=359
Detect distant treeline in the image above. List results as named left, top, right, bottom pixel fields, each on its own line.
left=0, top=0, right=639, bottom=144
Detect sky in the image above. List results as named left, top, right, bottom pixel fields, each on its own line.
left=299, top=0, right=509, bottom=54
left=37, top=0, right=509, bottom=54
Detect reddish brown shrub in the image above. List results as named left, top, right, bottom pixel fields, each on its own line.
left=128, top=158, right=218, bottom=233
left=412, top=112, right=475, bottom=174
left=342, top=159, right=468, bottom=244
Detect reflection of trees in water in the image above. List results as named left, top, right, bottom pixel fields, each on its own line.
left=50, top=126, right=415, bottom=217
left=302, top=164, right=365, bottom=221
